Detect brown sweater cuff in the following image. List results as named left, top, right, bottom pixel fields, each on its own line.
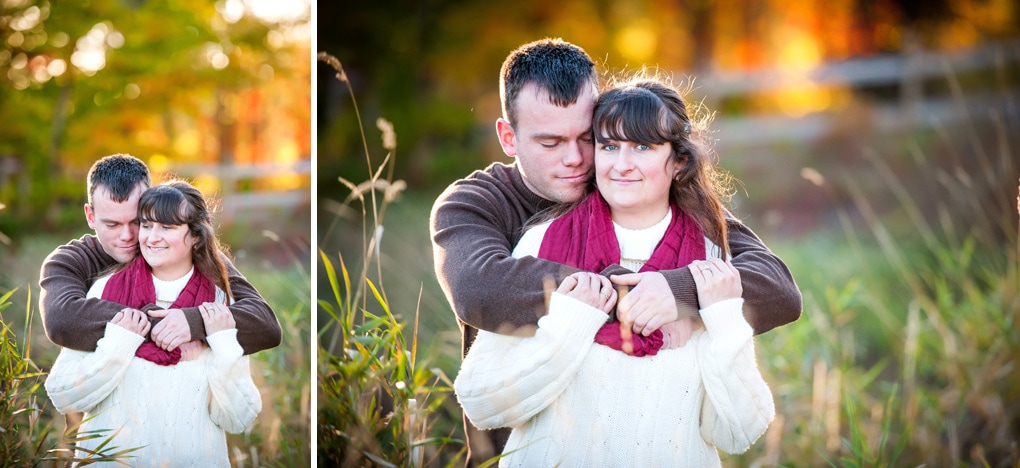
left=181, top=306, right=206, bottom=341
left=660, top=267, right=701, bottom=319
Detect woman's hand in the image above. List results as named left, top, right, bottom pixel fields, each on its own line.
left=557, top=272, right=616, bottom=315
left=199, top=302, right=236, bottom=335
left=110, top=308, right=151, bottom=337
left=690, top=258, right=742, bottom=309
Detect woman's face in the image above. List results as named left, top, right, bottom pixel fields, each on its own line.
left=595, top=137, right=679, bottom=229
left=139, top=219, right=196, bottom=280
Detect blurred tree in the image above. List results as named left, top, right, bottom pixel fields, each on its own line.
left=0, top=0, right=310, bottom=236
left=319, top=0, right=1017, bottom=202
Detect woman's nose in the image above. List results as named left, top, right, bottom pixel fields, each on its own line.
left=614, top=148, right=635, bottom=171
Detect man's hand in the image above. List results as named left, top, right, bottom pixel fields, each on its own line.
left=110, top=308, right=151, bottom=337
left=610, top=272, right=677, bottom=336
left=147, top=308, right=191, bottom=351
left=659, top=317, right=694, bottom=349
left=178, top=340, right=207, bottom=361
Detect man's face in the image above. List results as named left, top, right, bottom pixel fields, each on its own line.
left=497, top=82, right=596, bottom=204
left=85, top=184, right=145, bottom=264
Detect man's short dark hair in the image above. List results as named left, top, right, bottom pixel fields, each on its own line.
left=499, top=38, right=598, bottom=126
left=87, top=154, right=151, bottom=205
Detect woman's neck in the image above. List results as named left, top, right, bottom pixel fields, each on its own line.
left=610, top=204, right=671, bottom=230
left=152, top=263, right=194, bottom=282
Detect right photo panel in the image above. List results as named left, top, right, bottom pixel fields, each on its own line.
left=317, top=1, right=1020, bottom=466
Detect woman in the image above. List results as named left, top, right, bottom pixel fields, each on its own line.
left=455, top=77, right=775, bottom=466
left=45, top=180, right=262, bottom=467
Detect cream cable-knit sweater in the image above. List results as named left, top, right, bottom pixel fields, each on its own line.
left=455, top=216, right=775, bottom=467
left=44, top=268, right=262, bottom=467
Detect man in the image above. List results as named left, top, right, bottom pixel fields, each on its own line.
left=429, top=38, right=802, bottom=465
left=39, top=154, right=281, bottom=357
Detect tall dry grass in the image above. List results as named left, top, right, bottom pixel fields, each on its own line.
left=741, top=94, right=1018, bottom=466
left=0, top=288, right=140, bottom=465
left=317, top=52, right=463, bottom=467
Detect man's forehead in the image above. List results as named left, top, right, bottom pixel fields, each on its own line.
left=93, top=184, right=145, bottom=203
left=92, top=200, right=138, bottom=219
left=91, top=187, right=141, bottom=217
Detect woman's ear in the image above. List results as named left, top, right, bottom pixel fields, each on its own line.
left=670, top=152, right=686, bottom=179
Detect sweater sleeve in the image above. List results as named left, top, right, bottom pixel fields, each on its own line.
left=454, top=293, right=608, bottom=429
left=658, top=216, right=802, bottom=335
left=44, top=322, right=145, bottom=414
left=430, top=166, right=581, bottom=335
left=695, top=298, right=775, bottom=454
left=39, top=236, right=125, bottom=352
left=175, top=254, right=281, bottom=355
left=204, top=329, right=263, bottom=433
left=431, top=167, right=800, bottom=338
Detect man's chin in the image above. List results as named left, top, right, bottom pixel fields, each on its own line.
left=557, top=186, right=588, bottom=204
left=110, top=250, right=139, bottom=264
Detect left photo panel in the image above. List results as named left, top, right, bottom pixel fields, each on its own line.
left=0, top=1, right=311, bottom=466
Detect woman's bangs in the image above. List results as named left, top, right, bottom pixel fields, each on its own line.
left=139, top=188, right=188, bottom=225
left=596, top=91, right=669, bottom=145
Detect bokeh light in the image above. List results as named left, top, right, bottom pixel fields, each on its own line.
left=70, top=23, right=122, bottom=76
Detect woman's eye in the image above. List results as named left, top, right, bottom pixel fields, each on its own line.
left=601, top=144, right=618, bottom=151
left=636, top=144, right=650, bottom=151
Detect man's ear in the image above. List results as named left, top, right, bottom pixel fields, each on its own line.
left=84, top=203, right=96, bottom=229
left=495, top=118, right=518, bottom=158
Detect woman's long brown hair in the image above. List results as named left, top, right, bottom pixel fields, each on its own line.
left=137, top=180, right=232, bottom=300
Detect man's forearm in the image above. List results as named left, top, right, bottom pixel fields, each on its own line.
left=660, top=219, right=802, bottom=335
left=222, top=256, right=281, bottom=354
left=431, top=196, right=579, bottom=332
left=41, top=294, right=125, bottom=352
left=725, top=218, right=802, bottom=334
left=39, top=239, right=121, bottom=351
left=437, top=247, right=578, bottom=333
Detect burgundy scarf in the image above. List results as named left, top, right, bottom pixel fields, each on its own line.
left=102, top=255, right=217, bottom=366
left=538, top=191, right=705, bottom=356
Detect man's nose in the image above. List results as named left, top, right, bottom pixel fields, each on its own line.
left=563, top=141, right=585, bottom=167
left=120, top=225, right=136, bottom=240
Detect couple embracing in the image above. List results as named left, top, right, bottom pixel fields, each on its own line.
left=39, top=154, right=281, bottom=466
left=432, top=38, right=803, bottom=466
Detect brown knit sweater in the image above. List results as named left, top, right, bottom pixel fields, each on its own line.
left=39, top=235, right=281, bottom=355
left=430, top=162, right=802, bottom=356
